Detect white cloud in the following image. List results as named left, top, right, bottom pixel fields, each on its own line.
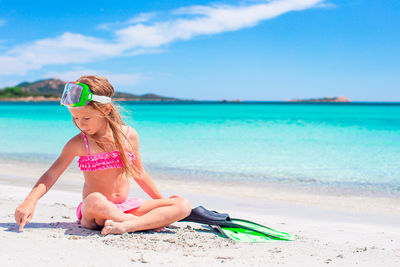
left=315, top=1, right=336, bottom=8
left=0, top=33, right=124, bottom=75
left=0, top=19, right=6, bottom=27
left=0, top=0, right=323, bottom=76
left=128, top=12, right=157, bottom=24
left=98, top=12, right=157, bottom=30
left=116, top=0, right=324, bottom=47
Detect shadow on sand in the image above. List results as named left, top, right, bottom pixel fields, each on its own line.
left=0, top=221, right=100, bottom=236
left=0, top=221, right=185, bottom=237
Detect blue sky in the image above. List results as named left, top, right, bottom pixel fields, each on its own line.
left=0, top=0, right=399, bottom=101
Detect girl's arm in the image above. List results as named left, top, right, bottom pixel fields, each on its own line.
left=129, top=128, right=164, bottom=199
left=15, top=136, right=79, bottom=231
left=135, top=170, right=164, bottom=199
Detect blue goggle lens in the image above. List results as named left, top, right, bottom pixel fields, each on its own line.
left=61, top=83, right=83, bottom=106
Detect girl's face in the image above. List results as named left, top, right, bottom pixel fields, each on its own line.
left=68, top=105, right=110, bottom=135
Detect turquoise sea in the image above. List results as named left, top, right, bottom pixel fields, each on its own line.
left=1, top=102, right=399, bottom=194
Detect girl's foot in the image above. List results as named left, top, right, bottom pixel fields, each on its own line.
left=101, top=220, right=131, bottom=235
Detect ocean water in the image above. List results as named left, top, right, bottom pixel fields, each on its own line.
left=1, top=102, right=399, bottom=193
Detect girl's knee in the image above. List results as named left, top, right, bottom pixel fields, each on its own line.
left=174, top=196, right=191, bottom=217
left=82, top=192, right=107, bottom=214
left=85, top=192, right=106, bottom=202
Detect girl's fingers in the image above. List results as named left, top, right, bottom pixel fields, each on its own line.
left=15, top=206, right=33, bottom=231
left=18, top=213, right=29, bottom=231
left=25, top=214, right=31, bottom=224
left=15, top=210, right=22, bottom=225
left=18, top=215, right=27, bottom=232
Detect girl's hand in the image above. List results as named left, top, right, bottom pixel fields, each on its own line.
left=15, top=201, right=35, bottom=232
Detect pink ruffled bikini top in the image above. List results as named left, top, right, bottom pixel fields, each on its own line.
left=78, top=128, right=135, bottom=172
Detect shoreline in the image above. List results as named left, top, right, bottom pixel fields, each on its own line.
left=1, top=160, right=399, bottom=221
left=1, top=156, right=399, bottom=200
left=0, top=97, right=183, bottom=102
left=2, top=98, right=400, bottom=104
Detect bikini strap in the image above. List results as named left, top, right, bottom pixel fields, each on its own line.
left=81, top=132, right=90, bottom=155
left=125, top=127, right=131, bottom=144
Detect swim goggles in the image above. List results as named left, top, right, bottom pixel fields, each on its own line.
left=60, top=82, right=112, bottom=107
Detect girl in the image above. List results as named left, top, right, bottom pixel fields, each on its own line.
left=14, top=75, right=191, bottom=235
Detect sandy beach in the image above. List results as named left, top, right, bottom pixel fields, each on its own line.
left=1, top=160, right=400, bottom=266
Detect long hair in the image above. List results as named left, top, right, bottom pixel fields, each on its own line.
left=73, top=75, right=140, bottom=178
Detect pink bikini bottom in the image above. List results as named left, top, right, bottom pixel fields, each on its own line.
left=76, top=197, right=144, bottom=221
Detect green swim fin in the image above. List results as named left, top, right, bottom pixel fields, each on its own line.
left=182, top=206, right=296, bottom=241
left=229, top=219, right=296, bottom=241
left=212, top=225, right=278, bottom=243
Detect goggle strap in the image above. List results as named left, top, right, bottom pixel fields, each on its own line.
left=91, top=94, right=112, bottom=103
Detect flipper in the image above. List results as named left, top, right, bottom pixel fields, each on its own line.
left=228, top=219, right=295, bottom=241
left=179, top=205, right=230, bottom=225
left=181, top=206, right=296, bottom=241
left=212, top=225, right=277, bottom=243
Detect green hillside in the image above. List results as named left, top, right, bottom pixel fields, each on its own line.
left=0, top=79, right=180, bottom=101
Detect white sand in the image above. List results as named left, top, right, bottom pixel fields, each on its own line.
left=1, top=161, right=400, bottom=266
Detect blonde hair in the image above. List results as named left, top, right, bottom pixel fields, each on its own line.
left=73, top=75, right=140, bottom=178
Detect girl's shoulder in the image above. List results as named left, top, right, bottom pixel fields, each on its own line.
left=125, top=125, right=138, bottom=138
left=124, top=125, right=139, bottom=147
left=65, top=133, right=87, bottom=157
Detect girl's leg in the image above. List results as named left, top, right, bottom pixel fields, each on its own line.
left=101, top=196, right=191, bottom=235
left=80, top=192, right=136, bottom=229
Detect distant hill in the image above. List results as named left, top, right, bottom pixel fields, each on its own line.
left=0, top=78, right=180, bottom=101
left=286, top=96, right=350, bottom=103
left=17, top=79, right=65, bottom=96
